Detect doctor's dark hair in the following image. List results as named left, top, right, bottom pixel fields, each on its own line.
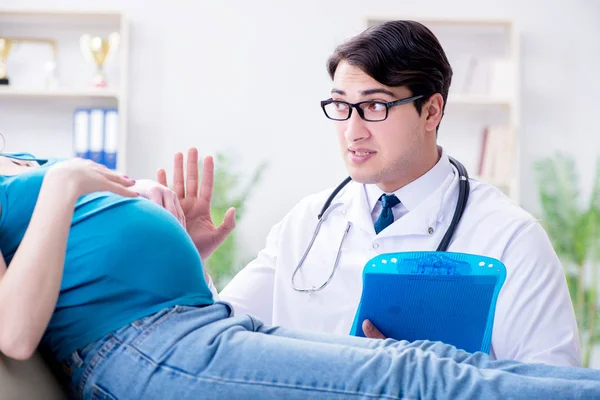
left=327, top=20, right=453, bottom=119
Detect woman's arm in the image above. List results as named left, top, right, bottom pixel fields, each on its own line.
left=0, top=172, right=76, bottom=360
left=0, top=159, right=137, bottom=360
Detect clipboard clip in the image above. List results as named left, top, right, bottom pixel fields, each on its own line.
left=399, top=253, right=470, bottom=276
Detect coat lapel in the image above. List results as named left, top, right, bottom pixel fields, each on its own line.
left=342, top=182, right=377, bottom=236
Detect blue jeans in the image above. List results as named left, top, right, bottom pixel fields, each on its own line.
left=60, top=302, right=600, bottom=399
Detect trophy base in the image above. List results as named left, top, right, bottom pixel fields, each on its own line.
left=91, top=74, right=108, bottom=88
left=92, top=81, right=108, bottom=88
left=0, top=78, right=9, bottom=85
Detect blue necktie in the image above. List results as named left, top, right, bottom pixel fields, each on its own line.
left=374, top=194, right=400, bottom=234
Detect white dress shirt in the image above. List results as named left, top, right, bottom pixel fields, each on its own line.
left=366, top=154, right=451, bottom=224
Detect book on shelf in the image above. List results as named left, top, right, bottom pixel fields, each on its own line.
left=478, top=125, right=517, bottom=196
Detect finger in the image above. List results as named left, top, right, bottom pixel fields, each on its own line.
left=199, top=155, right=214, bottom=205
left=147, top=188, right=165, bottom=208
left=157, top=168, right=168, bottom=187
left=102, top=169, right=135, bottom=187
left=173, top=152, right=185, bottom=199
left=186, top=148, right=200, bottom=198
left=105, top=182, right=139, bottom=198
left=214, top=207, right=236, bottom=243
left=362, top=320, right=386, bottom=340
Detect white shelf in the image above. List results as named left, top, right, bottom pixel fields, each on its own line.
left=0, top=9, right=129, bottom=172
left=0, top=87, right=120, bottom=99
left=0, top=9, right=123, bottom=18
left=0, top=9, right=123, bottom=25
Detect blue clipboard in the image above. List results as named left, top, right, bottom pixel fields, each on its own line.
left=349, top=251, right=506, bottom=354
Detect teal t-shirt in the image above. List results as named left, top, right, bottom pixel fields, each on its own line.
left=0, top=154, right=214, bottom=360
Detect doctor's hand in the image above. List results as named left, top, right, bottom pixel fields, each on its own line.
left=157, top=147, right=236, bottom=261
left=362, top=320, right=387, bottom=340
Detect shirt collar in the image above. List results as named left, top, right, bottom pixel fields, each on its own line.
left=364, top=147, right=453, bottom=213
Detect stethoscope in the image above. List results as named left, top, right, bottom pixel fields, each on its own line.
left=291, top=157, right=470, bottom=294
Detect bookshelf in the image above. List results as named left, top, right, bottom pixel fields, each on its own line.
left=0, top=9, right=129, bottom=172
left=367, top=17, right=521, bottom=203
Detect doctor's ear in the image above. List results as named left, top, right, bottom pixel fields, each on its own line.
left=423, top=93, right=444, bottom=132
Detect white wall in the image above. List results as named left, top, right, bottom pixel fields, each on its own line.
left=2, top=0, right=600, bottom=362
left=3, top=0, right=599, bottom=250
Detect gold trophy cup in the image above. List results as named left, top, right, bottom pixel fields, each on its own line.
left=0, top=38, right=14, bottom=85
left=80, top=33, right=120, bottom=87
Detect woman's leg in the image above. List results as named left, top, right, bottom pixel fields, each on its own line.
left=258, top=324, right=594, bottom=381
left=70, top=304, right=600, bottom=400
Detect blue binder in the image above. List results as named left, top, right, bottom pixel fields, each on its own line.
left=88, top=108, right=105, bottom=165
left=103, top=108, right=119, bottom=170
left=73, top=108, right=90, bottom=160
left=349, top=252, right=507, bottom=354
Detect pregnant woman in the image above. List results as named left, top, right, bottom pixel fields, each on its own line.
left=0, top=151, right=598, bottom=400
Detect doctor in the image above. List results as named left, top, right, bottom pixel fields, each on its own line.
left=162, top=20, right=581, bottom=367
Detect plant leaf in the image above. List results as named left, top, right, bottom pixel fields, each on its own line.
left=534, top=153, right=582, bottom=264
left=202, top=151, right=267, bottom=290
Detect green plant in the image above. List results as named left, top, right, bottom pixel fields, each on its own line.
left=202, top=152, right=267, bottom=291
left=534, top=153, right=600, bottom=367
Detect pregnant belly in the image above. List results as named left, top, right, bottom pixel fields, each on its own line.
left=64, top=197, right=206, bottom=297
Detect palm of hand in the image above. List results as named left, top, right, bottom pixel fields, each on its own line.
left=180, top=196, right=220, bottom=260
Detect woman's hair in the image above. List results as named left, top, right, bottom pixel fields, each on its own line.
left=327, top=20, right=453, bottom=116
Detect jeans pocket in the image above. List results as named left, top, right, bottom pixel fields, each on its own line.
left=91, top=383, right=117, bottom=400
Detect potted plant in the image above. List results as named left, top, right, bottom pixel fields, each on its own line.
left=203, top=152, right=267, bottom=290
left=534, top=153, right=600, bottom=367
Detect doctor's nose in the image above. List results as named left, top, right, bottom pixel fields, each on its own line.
left=344, top=111, right=370, bottom=143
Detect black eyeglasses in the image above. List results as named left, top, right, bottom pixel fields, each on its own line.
left=320, top=95, right=423, bottom=122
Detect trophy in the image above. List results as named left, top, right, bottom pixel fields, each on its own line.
left=0, top=38, right=13, bottom=85
left=80, top=33, right=120, bottom=87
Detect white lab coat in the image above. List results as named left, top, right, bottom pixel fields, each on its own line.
left=220, top=155, right=581, bottom=367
